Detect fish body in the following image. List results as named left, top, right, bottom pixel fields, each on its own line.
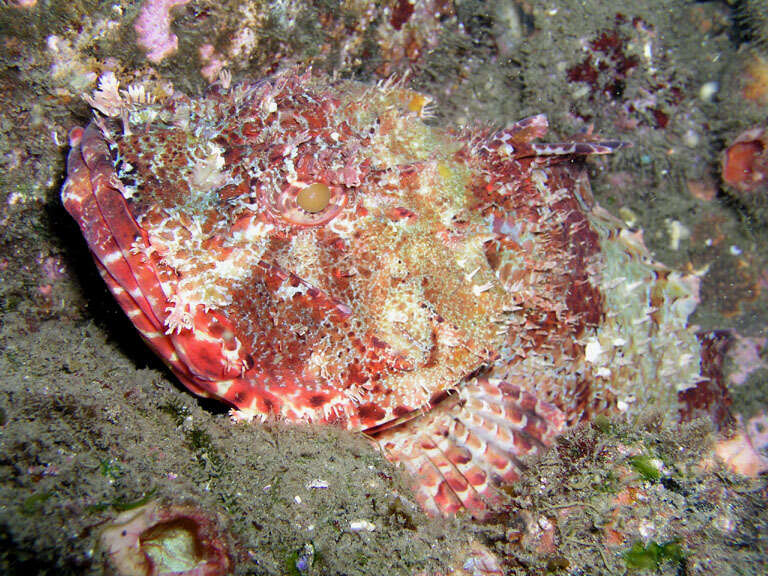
left=62, top=71, right=704, bottom=516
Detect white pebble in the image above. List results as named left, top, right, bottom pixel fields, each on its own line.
left=699, top=81, right=718, bottom=102
left=349, top=520, right=376, bottom=532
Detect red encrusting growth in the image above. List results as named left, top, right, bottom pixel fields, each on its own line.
left=723, top=130, right=767, bottom=193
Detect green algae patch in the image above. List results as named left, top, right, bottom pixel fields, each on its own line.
left=629, top=453, right=662, bottom=482
left=86, top=489, right=158, bottom=514
left=624, top=540, right=683, bottom=571
left=21, top=492, right=52, bottom=516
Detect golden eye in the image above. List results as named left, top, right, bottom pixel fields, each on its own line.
left=297, top=182, right=331, bottom=213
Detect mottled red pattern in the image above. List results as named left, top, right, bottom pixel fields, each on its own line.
left=62, top=72, right=711, bottom=521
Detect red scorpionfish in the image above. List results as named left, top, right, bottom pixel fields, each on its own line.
left=62, top=70, right=709, bottom=518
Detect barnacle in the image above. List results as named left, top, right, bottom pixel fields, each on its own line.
left=721, top=125, right=768, bottom=223
left=297, top=182, right=331, bottom=213
left=99, top=501, right=231, bottom=576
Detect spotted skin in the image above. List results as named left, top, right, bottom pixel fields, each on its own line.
left=62, top=72, right=704, bottom=519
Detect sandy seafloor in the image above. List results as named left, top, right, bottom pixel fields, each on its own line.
left=0, top=0, right=767, bottom=574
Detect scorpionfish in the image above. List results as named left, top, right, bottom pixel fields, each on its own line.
left=62, top=70, right=708, bottom=517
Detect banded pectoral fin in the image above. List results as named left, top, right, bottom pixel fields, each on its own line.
left=375, top=376, right=565, bottom=518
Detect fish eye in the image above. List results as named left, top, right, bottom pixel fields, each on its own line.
left=297, top=182, right=331, bottom=213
